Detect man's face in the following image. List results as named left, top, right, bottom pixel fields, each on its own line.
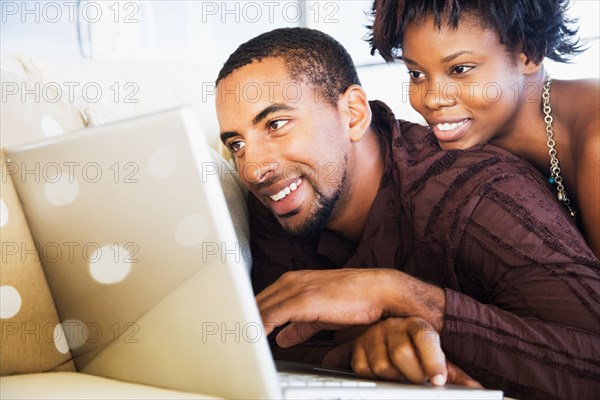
left=216, top=57, right=352, bottom=237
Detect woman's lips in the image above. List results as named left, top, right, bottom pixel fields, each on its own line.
left=430, top=118, right=471, bottom=143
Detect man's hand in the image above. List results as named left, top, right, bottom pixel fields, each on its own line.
left=258, top=269, right=387, bottom=347
left=256, top=269, right=446, bottom=348
left=352, top=317, right=481, bottom=388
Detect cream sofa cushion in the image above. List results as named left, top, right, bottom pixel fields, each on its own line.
left=0, top=372, right=218, bottom=399
left=1, top=55, right=86, bottom=148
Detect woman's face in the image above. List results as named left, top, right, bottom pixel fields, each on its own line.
left=402, top=16, right=532, bottom=149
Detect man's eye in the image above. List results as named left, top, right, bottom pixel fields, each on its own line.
left=228, top=140, right=245, bottom=153
left=452, top=65, right=473, bottom=75
left=408, top=70, right=425, bottom=80
left=268, top=119, right=289, bottom=131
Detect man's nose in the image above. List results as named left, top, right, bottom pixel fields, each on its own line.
left=239, top=143, right=279, bottom=185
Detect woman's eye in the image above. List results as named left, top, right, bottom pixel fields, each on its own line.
left=228, top=140, right=245, bottom=153
left=452, top=65, right=473, bottom=74
left=408, top=70, right=425, bottom=80
left=268, top=119, right=289, bottom=131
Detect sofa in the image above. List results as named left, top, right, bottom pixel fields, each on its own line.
left=0, top=54, right=252, bottom=399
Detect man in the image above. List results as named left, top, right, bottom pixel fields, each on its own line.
left=215, top=28, right=599, bottom=400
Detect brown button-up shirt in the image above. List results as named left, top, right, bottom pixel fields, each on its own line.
left=249, top=100, right=600, bottom=400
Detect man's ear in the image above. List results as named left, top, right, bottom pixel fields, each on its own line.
left=340, top=85, right=372, bottom=142
left=519, top=53, right=544, bottom=75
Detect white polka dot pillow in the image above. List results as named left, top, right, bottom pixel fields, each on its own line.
left=0, top=150, right=76, bottom=375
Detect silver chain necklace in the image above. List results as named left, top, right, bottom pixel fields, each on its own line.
left=542, top=76, right=577, bottom=218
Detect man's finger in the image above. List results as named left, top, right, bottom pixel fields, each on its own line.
left=351, top=342, right=377, bottom=379
left=276, top=322, right=321, bottom=347
left=407, top=321, right=447, bottom=386
left=387, top=328, right=427, bottom=384
left=259, top=294, right=306, bottom=335
left=255, top=271, right=297, bottom=304
left=256, top=271, right=314, bottom=317
left=365, top=332, right=405, bottom=381
left=446, top=362, right=483, bottom=388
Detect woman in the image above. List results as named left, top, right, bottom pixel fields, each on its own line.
left=368, top=0, right=600, bottom=258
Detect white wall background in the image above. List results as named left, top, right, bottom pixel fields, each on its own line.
left=1, top=0, right=598, bottom=121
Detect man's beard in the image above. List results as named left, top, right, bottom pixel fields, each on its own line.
left=279, top=169, right=347, bottom=239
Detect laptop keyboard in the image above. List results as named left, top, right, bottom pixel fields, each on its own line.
left=278, top=371, right=377, bottom=388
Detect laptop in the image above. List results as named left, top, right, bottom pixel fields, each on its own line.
left=5, top=108, right=503, bottom=399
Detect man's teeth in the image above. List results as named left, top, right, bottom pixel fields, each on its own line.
left=269, top=179, right=302, bottom=202
left=435, top=120, right=466, bottom=131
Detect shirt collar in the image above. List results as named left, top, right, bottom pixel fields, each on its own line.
left=314, top=101, right=400, bottom=266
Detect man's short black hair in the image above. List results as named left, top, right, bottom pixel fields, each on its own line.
left=216, top=27, right=361, bottom=106
left=368, top=0, right=583, bottom=64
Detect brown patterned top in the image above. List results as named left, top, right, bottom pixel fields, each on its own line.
left=249, top=100, right=600, bottom=400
